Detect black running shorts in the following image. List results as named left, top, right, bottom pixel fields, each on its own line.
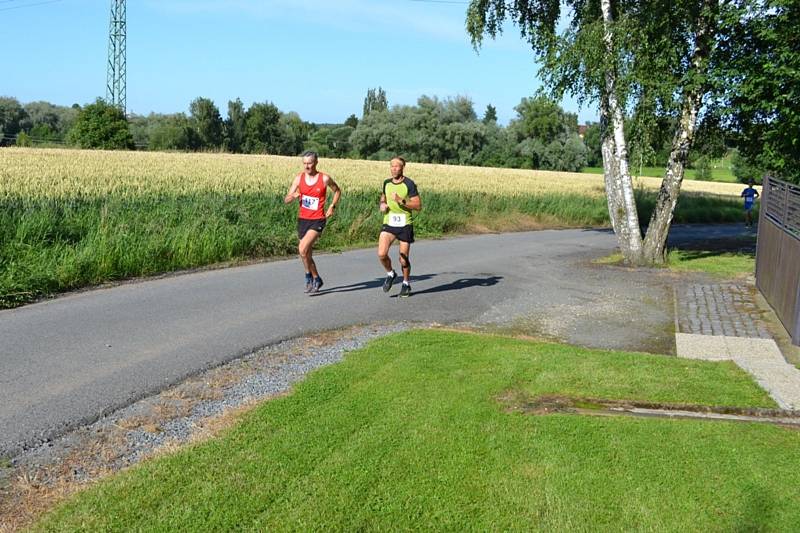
left=298, top=218, right=326, bottom=239
left=381, top=224, right=415, bottom=243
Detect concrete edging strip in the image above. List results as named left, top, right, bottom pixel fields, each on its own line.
left=676, top=332, right=800, bottom=410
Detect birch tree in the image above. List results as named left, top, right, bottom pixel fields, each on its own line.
left=467, top=0, right=721, bottom=264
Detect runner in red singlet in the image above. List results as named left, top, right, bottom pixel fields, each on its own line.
left=284, top=151, right=341, bottom=293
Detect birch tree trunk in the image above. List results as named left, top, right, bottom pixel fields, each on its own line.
left=641, top=0, right=717, bottom=263
left=640, top=97, right=702, bottom=263
left=600, top=97, right=623, bottom=235
left=601, top=0, right=643, bottom=264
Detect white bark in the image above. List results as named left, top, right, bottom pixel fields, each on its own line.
left=600, top=98, right=622, bottom=235
left=641, top=102, right=700, bottom=263
left=601, top=0, right=643, bottom=263
left=642, top=0, right=715, bottom=263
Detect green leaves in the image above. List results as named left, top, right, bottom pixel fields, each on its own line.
left=67, top=98, right=134, bottom=150
left=715, top=0, right=800, bottom=182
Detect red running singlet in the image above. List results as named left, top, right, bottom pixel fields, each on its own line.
left=298, top=173, right=327, bottom=220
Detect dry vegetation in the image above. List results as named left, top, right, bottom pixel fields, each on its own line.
left=0, top=147, right=746, bottom=200
left=0, top=147, right=748, bottom=308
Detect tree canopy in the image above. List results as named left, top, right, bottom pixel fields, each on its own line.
left=0, top=97, right=28, bottom=143
left=362, top=87, right=388, bottom=117
left=466, top=0, right=737, bottom=264
left=224, top=98, right=246, bottom=153
left=716, top=0, right=800, bottom=183
left=67, top=98, right=134, bottom=150
left=190, top=97, right=224, bottom=150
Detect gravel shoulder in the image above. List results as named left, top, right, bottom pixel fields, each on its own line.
left=0, top=324, right=412, bottom=531
left=0, top=224, right=770, bottom=531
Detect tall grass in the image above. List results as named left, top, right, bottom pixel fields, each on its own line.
left=0, top=148, right=748, bottom=307
left=0, top=191, right=605, bottom=307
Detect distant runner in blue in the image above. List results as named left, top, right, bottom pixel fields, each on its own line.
left=741, top=179, right=760, bottom=228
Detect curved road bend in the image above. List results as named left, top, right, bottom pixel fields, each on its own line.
left=0, top=225, right=751, bottom=456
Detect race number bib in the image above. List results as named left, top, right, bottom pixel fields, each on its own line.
left=388, top=213, right=407, bottom=228
left=301, top=195, right=319, bottom=210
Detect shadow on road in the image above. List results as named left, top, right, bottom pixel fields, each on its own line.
left=392, top=275, right=503, bottom=298
left=666, top=223, right=757, bottom=253
left=313, top=273, right=437, bottom=296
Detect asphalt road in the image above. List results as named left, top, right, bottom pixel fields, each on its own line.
left=0, top=225, right=754, bottom=457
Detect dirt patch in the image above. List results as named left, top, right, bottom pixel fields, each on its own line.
left=483, top=285, right=677, bottom=356
left=499, top=392, right=800, bottom=428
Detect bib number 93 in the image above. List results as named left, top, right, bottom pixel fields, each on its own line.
left=388, top=213, right=407, bottom=227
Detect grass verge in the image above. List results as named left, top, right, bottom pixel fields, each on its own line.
left=1, top=190, right=745, bottom=308
left=583, top=163, right=737, bottom=182
left=35, top=330, right=799, bottom=531
left=666, top=249, right=755, bottom=278
left=596, top=249, right=755, bottom=279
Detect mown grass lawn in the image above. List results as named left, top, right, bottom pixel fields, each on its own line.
left=35, top=330, right=800, bottom=531
left=667, top=249, right=755, bottom=277
left=596, top=248, right=755, bottom=279
left=583, top=162, right=737, bottom=182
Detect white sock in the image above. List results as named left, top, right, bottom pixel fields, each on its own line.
left=387, top=271, right=395, bottom=276
left=403, top=281, right=410, bottom=286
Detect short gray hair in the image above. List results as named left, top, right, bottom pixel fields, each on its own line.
left=302, top=150, right=318, bottom=162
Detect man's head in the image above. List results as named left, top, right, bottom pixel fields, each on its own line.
left=748, top=178, right=755, bottom=187
left=303, top=151, right=318, bottom=174
left=390, top=156, right=405, bottom=179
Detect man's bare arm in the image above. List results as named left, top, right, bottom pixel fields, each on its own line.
left=325, top=176, right=341, bottom=218
left=394, top=193, right=422, bottom=211
left=284, top=175, right=301, bottom=204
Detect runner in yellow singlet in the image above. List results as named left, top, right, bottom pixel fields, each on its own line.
left=377, top=156, right=422, bottom=297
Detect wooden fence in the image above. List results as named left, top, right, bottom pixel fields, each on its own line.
left=756, top=175, right=800, bottom=345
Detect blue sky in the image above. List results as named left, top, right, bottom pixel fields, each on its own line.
left=3, top=0, right=598, bottom=125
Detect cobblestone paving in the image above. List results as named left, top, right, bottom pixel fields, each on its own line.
left=676, top=283, right=771, bottom=338
left=675, top=282, right=800, bottom=410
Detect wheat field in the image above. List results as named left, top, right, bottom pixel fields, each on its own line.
left=0, top=148, right=746, bottom=200
left=0, top=147, right=747, bottom=307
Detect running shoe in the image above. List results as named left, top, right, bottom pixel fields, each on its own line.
left=399, top=283, right=411, bottom=298
left=310, top=277, right=323, bottom=293
left=382, top=271, right=397, bottom=293
left=304, top=277, right=313, bottom=293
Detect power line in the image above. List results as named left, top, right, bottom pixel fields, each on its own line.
left=2, top=134, right=149, bottom=149
left=0, top=0, right=63, bottom=12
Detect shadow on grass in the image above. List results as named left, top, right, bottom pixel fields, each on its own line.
left=673, top=249, right=756, bottom=260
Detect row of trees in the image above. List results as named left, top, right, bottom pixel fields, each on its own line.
left=1, top=90, right=743, bottom=178
left=128, top=98, right=314, bottom=155
left=350, top=95, right=594, bottom=172
left=1, top=91, right=602, bottom=172
left=0, top=97, right=79, bottom=145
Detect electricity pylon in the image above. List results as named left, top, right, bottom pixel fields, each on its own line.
left=106, top=0, right=126, bottom=112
